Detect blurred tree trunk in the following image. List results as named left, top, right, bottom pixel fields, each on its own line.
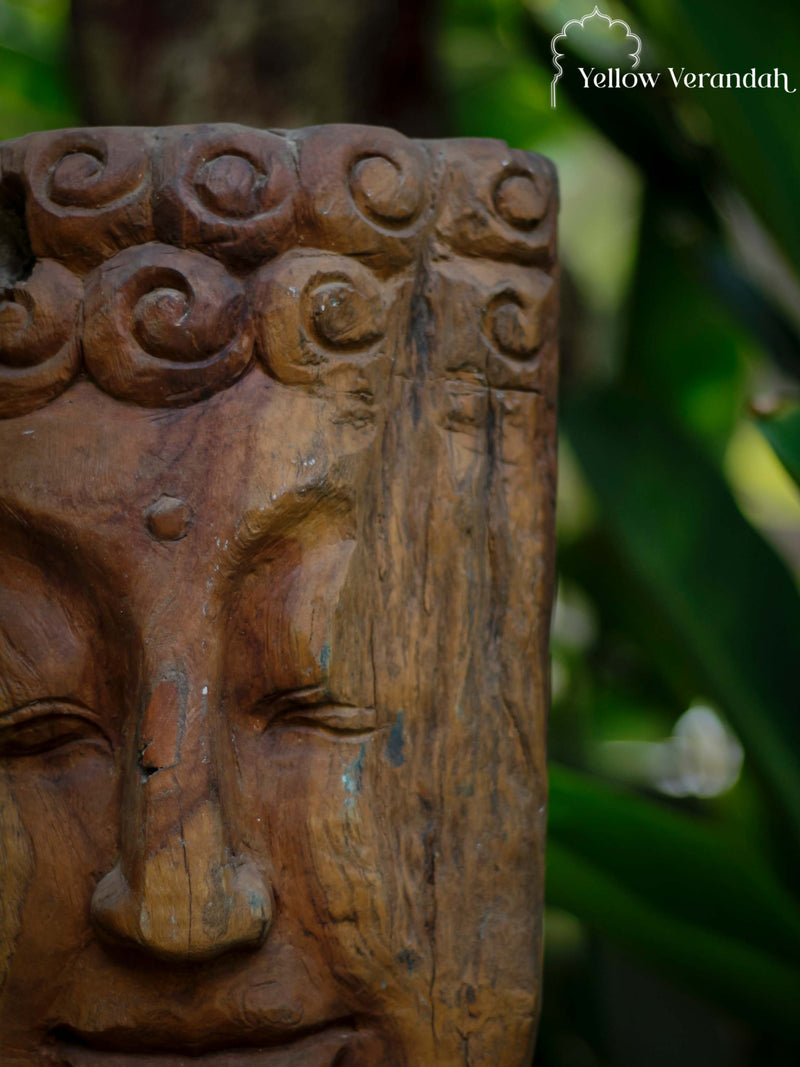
left=70, top=0, right=445, bottom=135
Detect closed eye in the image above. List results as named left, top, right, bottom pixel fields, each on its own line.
left=255, top=686, right=378, bottom=737
left=0, top=699, right=110, bottom=758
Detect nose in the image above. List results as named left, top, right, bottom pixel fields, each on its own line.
left=91, top=676, right=271, bottom=962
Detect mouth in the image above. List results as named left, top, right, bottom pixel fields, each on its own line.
left=47, top=1020, right=360, bottom=1067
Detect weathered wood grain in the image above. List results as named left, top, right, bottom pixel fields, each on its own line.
left=0, top=124, right=558, bottom=1066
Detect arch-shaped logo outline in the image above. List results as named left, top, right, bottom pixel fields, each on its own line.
left=551, top=6, right=642, bottom=108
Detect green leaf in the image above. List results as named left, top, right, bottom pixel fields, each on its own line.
left=563, top=388, right=800, bottom=855
left=548, top=764, right=800, bottom=1038
left=759, top=404, right=800, bottom=490
left=630, top=0, right=800, bottom=279
left=626, top=191, right=748, bottom=456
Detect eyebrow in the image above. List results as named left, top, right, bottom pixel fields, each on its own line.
left=232, top=482, right=355, bottom=557
left=0, top=500, right=80, bottom=573
left=196, top=479, right=357, bottom=607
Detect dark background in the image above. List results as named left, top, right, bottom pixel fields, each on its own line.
left=3, top=0, right=800, bottom=1063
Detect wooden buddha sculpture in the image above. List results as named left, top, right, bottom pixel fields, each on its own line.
left=0, top=124, right=557, bottom=1066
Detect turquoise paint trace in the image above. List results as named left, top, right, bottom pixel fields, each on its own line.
left=385, top=710, right=405, bottom=767
left=342, top=743, right=366, bottom=810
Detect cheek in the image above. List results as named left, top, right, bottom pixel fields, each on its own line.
left=0, top=776, right=34, bottom=996
left=237, top=730, right=437, bottom=1023
left=0, top=754, right=118, bottom=1007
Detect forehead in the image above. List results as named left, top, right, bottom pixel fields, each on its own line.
left=0, top=374, right=364, bottom=574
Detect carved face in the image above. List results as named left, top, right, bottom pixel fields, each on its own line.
left=0, top=125, right=557, bottom=1066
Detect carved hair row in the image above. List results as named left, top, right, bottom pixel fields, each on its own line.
left=0, top=125, right=557, bottom=416
left=0, top=244, right=556, bottom=416
left=0, top=125, right=556, bottom=274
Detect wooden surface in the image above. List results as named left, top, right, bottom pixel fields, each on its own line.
left=0, top=124, right=558, bottom=1066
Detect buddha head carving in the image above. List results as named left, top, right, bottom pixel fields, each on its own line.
left=0, top=124, right=557, bottom=1066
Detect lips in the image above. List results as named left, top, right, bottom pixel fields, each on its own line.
left=48, top=1021, right=359, bottom=1067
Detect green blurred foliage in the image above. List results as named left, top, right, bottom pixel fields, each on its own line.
left=439, top=0, right=800, bottom=1063
left=0, top=0, right=78, bottom=138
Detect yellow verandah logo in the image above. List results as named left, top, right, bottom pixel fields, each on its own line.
left=550, top=6, right=797, bottom=107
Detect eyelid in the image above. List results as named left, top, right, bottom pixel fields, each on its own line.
left=255, top=686, right=378, bottom=734
left=0, top=699, right=109, bottom=740
left=256, top=685, right=328, bottom=717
